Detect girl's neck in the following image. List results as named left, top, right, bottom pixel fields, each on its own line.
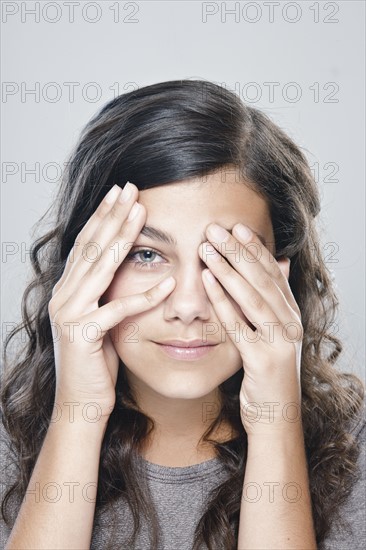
left=139, top=419, right=238, bottom=467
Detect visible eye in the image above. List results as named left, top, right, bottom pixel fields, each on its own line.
left=125, top=247, right=166, bottom=270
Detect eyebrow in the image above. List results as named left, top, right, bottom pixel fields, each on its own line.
left=139, top=225, right=268, bottom=247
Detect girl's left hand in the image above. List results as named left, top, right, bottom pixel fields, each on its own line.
left=198, top=223, right=304, bottom=439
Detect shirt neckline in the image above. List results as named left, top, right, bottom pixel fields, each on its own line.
left=135, top=454, right=224, bottom=482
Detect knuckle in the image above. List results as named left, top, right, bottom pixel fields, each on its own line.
left=109, top=205, right=122, bottom=222
left=96, top=202, right=110, bottom=220
left=272, top=265, right=282, bottom=279
left=214, top=285, right=227, bottom=304
left=48, top=294, right=66, bottom=318
left=48, top=298, right=56, bottom=317
left=116, top=226, right=127, bottom=241
left=224, top=263, right=232, bottom=275
left=215, top=292, right=227, bottom=304
left=112, top=297, right=126, bottom=313
left=85, top=244, right=105, bottom=269
left=248, top=291, right=264, bottom=310
left=143, top=288, right=155, bottom=305
left=89, top=254, right=104, bottom=274
left=51, top=284, right=59, bottom=298
left=74, top=231, right=83, bottom=247
left=117, top=297, right=126, bottom=311
left=220, top=261, right=231, bottom=276
left=294, top=306, right=302, bottom=321
left=257, top=274, right=273, bottom=291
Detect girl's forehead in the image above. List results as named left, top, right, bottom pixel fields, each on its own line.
left=137, top=178, right=272, bottom=230
left=138, top=176, right=269, bottom=211
left=134, top=179, right=275, bottom=254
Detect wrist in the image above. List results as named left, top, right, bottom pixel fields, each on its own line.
left=51, top=397, right=111, bottom=437
left=246, top=425, right=306, bottom=459
left=53, top=392, right=113, bottom=422
left=242, top=401, right=304, bottom=440
left=47, top=413, right=109, bottom=448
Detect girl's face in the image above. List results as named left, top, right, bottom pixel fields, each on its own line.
left=101, top=169, right=288, bottom=400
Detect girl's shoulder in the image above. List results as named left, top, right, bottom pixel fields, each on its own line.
left=347, top=392, right=366, bottom=447
left=0, top=409, right=19, bottom=546
left=349, top=392, right=366, bottom=436
left=319, top=392, right=366, bottom=549
left=0, top=409, right=17, bottom=477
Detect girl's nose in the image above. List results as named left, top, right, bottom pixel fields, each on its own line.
left=162, top=263, right=211, bottom=325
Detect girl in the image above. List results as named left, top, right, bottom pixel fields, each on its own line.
left=1, top=79, right=365, bottom=549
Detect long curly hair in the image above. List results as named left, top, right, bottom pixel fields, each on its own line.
left=1, top=79, right=364, bottom=549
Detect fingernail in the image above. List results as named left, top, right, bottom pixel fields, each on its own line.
left=127, top=202, right=141, bottom=221
left=207, top=224, right=228, bottom=241
left=235, top=223, right=252, bottom=242
left=119, top=182, right=133, bottom=203
left=105, top=184, right=121, bottom=204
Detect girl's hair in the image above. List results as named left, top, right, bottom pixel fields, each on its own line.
left=1, top=79, right=364, bottom=549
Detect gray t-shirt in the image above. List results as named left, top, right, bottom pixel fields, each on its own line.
left=1, top=400, right=365, bottom=549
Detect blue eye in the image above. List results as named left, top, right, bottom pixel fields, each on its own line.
left=125, top=248, right=165, bottom=270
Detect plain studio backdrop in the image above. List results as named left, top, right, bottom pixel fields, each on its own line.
left=1, top=1, right=365, bottom=381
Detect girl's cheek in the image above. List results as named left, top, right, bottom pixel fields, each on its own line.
left=115, top=262, right=174, bottom=289
left=109, top=322, right=138, bottom=348
left=102, top=263, right=171, bottom=304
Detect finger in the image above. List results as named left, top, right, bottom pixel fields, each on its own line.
left=205, top=223, right=301, bottom=319
left=52, top=182, right=137, bottom=297
left=58, top=182, right=137, bottom=293
left=53, top=184, right=137, bottom=303
left=52, top=184, right=122, bottom=296
left=232, top=224, right=300, bottom=318
left=199, top=242, right=282, bottom=334
left=80, top=276, right=177, bottom=337
left=200, top=268, right=258, bottom=350
left=57, top=201, right=146, bottom=316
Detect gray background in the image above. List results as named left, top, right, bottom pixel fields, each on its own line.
left=1, top=1, right=365, bottom=380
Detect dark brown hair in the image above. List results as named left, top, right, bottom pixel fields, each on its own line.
left=1, top=79, right=364, bottom=549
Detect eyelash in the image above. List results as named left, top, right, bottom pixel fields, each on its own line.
left=125, top=247, right=166, bottom=270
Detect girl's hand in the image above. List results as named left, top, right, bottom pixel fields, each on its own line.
left=49, top=183, right=176, bottom=422
left=198, top=223, right=303, bottom=438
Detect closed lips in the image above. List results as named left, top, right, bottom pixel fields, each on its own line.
left=156, top=340, right=219, bottom=347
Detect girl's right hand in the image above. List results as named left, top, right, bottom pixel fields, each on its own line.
left=48, top=182, right=176, bottom=423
